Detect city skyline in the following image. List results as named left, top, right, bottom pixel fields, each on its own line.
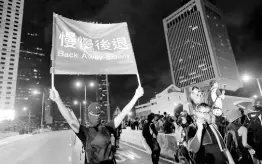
left=19, top=0, right=262, bottom=108
left=1, top=0, right=262, bottom=117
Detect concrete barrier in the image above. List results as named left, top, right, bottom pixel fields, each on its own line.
left=120, top=128, right=177, bottom=160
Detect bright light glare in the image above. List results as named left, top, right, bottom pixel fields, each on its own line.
left=23, top=107, right=28, bottom=111
left=253, top=95, right=258, bottom=99
left=73, top=100, right=78, bottom=105
left=83, top=101, right=86, bottom=104
left=89, top=82, right=95, bottom=88
left=128, top=112, right=132, bottom=116
left=75, top=81, right=82, bottom=88
left=242, top=75, right=251, bottom=82
left=32, top=90, right=40, bottom=95
left=0, top=110, right=15, bottom=121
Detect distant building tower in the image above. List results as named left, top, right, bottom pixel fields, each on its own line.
left=0, top=0, right=24, bottom=111
left=15, top=32, right=46, bottom=117
left=97, top=75, right=110, bottom=121
left=163, top=0, right=241, bottom=91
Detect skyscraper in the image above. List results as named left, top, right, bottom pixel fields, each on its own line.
left=15, top=32, right=47, bottom=116
left=97, top=75, right=110, bottom=121
left=163, top=0, right=241, bottom=91
left=0, top=0, right=24, bottom=112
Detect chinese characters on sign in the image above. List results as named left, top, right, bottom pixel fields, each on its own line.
left=59, top=32, right=129, bottom=51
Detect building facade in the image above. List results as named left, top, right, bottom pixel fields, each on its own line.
left=0, top=0, right=24, bottom=112
left=16, top=38, right=45, bottom=114
left=163, top=0, right=241, bottom=91
left=135, top=85, right=253, bottom=118
left=136, top=85, right=187, bottom=117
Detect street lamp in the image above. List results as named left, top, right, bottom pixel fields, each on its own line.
left=73, top=100, right=78, bottom=105
left=73, top=100, right=86, bottom=124
left=89, top=82, right=95, bottom=88
left=75, top=80, right=97, bottom=118
left=32, top=89, right=45, bottom=129
left=241, top=74, right=262, bottom=96
left=23, top=107, right=31, bottom=133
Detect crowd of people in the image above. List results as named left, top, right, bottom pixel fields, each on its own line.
left=137, top=80, right=262, bottom=164
left=48, top=79, right=262, bottom=164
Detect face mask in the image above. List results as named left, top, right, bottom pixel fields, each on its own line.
left=88, top=112, right=101, bottom=127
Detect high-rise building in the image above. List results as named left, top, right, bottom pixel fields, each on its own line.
left=15, top=34, right=46, bottom=116
left=0, top=0, right=24, bottom=112
left=97, top=75, right=110, bottom=121
left=163, top=0, right=241, bottom=91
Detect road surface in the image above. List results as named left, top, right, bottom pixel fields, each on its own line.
left=0, top=130, right=175, bottom=164
left=0, top=131, right=72, bottom=164
left=116, top=141, right=175, bottom=164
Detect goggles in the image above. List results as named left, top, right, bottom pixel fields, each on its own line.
left=89, top=112, right=101, bottom=117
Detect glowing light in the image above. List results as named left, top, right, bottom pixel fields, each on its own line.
left=89, top=82, right=95, bottom=88
left=73, top=100, right=78, bottom=105
left=32, top=90, right=40, bottom=95
left=75, top=81, right=82, bottom=88
left=0, top=110, right=15, bottom=121
left=242, top=74, right=251, bottom=82
left=253, top=95, right=258, bottom=99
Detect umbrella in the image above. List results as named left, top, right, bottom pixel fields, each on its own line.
left=233, top=100, right=255, bottom=115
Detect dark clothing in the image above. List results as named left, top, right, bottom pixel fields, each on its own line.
left=114, top=124, right=122, bottom=148
left=142, top=122, right=158, bottom=141
left=134, top=121, right=139, bottom=130
left=215, top=116, right=226, bottom=138
left=143, top=122, right=160, bottom=164
left=163, top=119, right=175, bottom=134
left=244, top=112, right=262, bottom=160
left=226, top=123, right=253, bottom=164
left=148, top=140, right=161, bottom=164
left=188, top=124, right=227, bottom=164
left=75, top=121, right=115, bottom=164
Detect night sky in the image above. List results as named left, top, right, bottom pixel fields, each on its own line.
left=21, top=0, right=262, bottom=109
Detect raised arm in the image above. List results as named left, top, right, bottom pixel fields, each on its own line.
left=114, top=86, right=144, bottom=128
left=220, top=90, right=225, bottom=100
left=240, top=126, right=252, bottom=149
left=187, top=119, right=204, bottom=153
left=49, top=88, right=80, bottom=133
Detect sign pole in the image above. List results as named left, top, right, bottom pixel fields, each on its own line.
left=136, top=73, right=141, bottom=87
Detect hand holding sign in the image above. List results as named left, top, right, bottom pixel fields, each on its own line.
left=135, top=86, right=144, bottom=99
left=49, top=88, right=60, bottom=102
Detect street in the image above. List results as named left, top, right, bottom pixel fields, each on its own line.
left=116, top=141, right=175, bottom=164
left=0, top=131, right=175, bottom=164
left=0, top=131, right=72, bottom=164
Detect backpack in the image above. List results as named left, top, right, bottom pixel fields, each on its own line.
left=224, top=130, right=243, bottom=162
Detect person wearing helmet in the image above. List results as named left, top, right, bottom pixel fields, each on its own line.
left=244, top=96, right=262, bottom=163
